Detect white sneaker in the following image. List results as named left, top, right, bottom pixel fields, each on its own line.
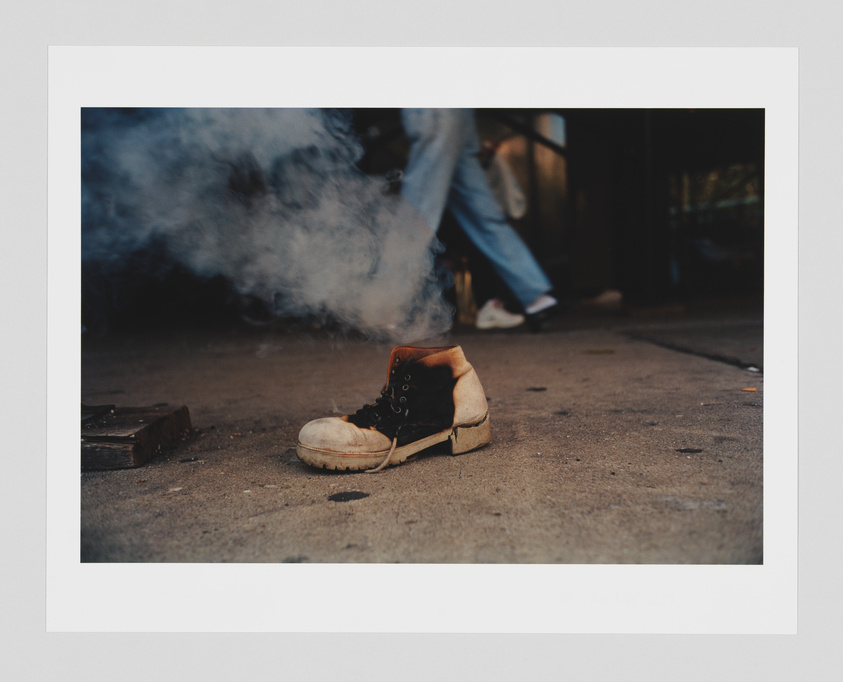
left=525, top=293, right=558, bottom=315
left=583, top=289, right=623, bottom=309
left=475, top=299, right=525, bottom=330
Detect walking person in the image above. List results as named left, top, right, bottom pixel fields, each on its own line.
left=400, top=108, right=559, bottom=331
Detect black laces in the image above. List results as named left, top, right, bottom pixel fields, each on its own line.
left=350, top=357, right=415, bottom=433
left=352, top=386, right=407, bottom=428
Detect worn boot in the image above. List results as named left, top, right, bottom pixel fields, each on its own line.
left=296, top=345, right=491, bottom=472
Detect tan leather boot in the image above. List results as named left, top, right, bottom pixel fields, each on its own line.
left=296, top=345, right=491, bottom=472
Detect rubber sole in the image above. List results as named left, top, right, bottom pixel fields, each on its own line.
left=295, top=413, right=491, bottom=471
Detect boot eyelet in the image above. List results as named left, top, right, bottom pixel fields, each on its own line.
left=399, top=396, right=407, bottom=403
left=394, top=357, right=400, bottom=363
left=404, top=374, right=411, bottom=381
left=402, top=384, right=409, bottom=391
left=391, top=404, right=402, bottom=414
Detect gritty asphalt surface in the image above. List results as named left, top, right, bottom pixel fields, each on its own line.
left=80, top=305, right=763, bottom=564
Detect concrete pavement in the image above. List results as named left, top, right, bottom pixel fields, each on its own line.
left=80, top=306, right=763, bottom=564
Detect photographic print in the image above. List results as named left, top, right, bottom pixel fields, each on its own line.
left=48, top=47, right=797, bottom=634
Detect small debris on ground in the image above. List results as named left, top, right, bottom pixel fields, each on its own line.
left=328, top=491, right=370, bottom=503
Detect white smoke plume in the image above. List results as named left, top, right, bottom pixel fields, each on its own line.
left=81, top=108, right=453, bottom=342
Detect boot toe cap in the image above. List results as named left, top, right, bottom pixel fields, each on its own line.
left=297, top=417, right=392, bottom=454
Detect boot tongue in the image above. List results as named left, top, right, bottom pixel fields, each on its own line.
left=389, top=346, right=425, bottom=363
left=385, top=345, right=462, bottom=382
left=388, top=345, right=456, bottom=363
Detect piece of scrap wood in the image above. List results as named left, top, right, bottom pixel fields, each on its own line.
left=81, top=405, right=191, bottom=470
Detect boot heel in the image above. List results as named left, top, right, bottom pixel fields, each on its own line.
left=449, top=413, right=491, bottom=455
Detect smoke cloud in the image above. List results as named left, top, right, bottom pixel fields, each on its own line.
left=81, top=108, right=453, bottom=342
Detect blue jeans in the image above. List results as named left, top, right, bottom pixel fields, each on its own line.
left=400, top=108, right=552, bottom=309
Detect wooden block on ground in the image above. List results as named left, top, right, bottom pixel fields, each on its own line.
left=81, top=405, right=192, bottom=470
